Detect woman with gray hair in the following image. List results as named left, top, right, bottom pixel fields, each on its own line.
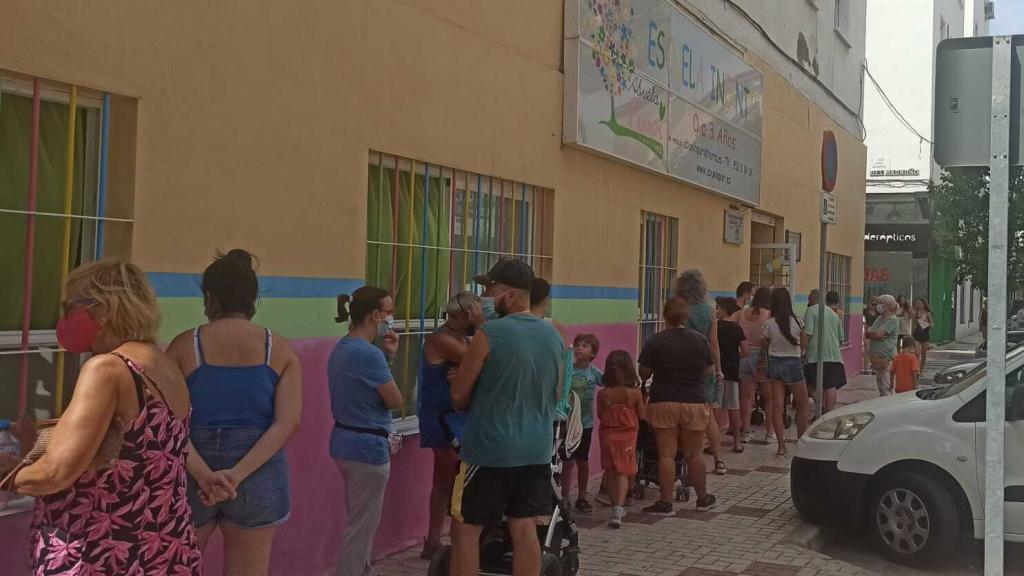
left=417, top=291, right=485, bottom=558
left=865, top=295, right=901, bottom=396
left=674, top=270, right=728, bottom=475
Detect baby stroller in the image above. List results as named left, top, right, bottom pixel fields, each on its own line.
left=426, top=395, right=581, bottom=576
left=631, top=420, right=689, bottom=502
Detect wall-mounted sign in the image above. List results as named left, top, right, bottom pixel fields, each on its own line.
left=864, top=223, right=932, bottom=252
left=564, top=0, right=763, bottom=204
left=724, top=210, right=744, bottom=244
left=785, top=230, right=802, bottom=261
left=869, top=167, right=921, bottom=178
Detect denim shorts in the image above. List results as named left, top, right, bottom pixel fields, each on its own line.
left=767, top=356, right=805, bottom=385
left=188, top=427, right=291, bottom=529
left=738, top=346, right=764, bottom=380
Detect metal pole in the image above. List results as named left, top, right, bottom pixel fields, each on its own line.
left=815, top=222, right=827, bottom=420
left=984, top=35, right=1011, bottom=576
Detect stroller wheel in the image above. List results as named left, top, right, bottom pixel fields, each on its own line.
left=426, top=545, right=451, bottom=576
left=541, top=552, right=563, bottom=575
left=676, top=485, right=690, bottom=502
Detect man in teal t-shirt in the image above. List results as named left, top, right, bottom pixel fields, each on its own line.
left=802, top=290, right=847, bottom=413
left=449, top=259, right=564, bottom=576
left=865, top=294, right=900, bottom=396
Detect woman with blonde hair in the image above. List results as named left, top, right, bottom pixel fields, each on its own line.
left=1, top=260, right=203, bottom=574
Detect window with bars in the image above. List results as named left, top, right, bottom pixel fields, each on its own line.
left=826, top=252, right=852, bottom=344
left=638, top=212, right=679, bottom=349
left=364, top=151, right=554, bottom=423
left=1, top=75, right=133, bottom=422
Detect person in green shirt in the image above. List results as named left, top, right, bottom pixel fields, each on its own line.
left=802, top=290, right=847, bottom=413
left=865, top=294, right=900, bottom=396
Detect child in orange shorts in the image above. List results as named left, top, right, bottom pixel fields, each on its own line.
left=598, top=350, right=645, bottom=528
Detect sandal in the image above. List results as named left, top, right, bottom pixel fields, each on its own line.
left=775, top=450, right=789, bottom=459
left=732, top=444, right=744, bottom=453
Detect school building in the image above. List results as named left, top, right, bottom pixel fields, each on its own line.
left=0, top=1, right=867, bottom=573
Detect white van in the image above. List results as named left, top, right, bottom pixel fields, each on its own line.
left=791, top=346, right=1024, bottom=566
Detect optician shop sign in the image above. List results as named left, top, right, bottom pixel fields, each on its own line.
left=863, top=224, right=932, bottom=253
left=563, top=0, right=764, bottom=205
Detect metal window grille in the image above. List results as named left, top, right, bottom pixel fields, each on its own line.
left=826, top=252, right=852, bottom=344
left=1, top=75, right=130, bottom=421
left=365, top=151, right=554, bottom=423
left=638, top=211, right=679, bottom=349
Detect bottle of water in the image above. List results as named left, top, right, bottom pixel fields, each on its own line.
left=0, top=420, right=20, bottom=459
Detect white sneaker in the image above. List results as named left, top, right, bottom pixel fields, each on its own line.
left=766, top=432, right=776, bottom=443
left=741, top=431, right=753, bottom=443
left=608, top=505, right=625, bottom=528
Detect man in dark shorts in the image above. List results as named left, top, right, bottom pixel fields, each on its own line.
left=449, top=259, right=565, bottom=576
left=802, top=289, right=847, bottom=413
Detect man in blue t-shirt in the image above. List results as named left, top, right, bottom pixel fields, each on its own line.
left=449, top=259, right=564, bottom=576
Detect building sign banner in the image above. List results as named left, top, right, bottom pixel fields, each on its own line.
left=864, top=223, right=932, bottom=252
left=565, top=0, right=763, bottom=204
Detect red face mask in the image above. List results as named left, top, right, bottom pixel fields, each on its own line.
left=56, top=308, right=102, bottom=353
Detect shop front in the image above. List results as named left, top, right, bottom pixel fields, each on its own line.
left=863, top=222, right=932, bottom=302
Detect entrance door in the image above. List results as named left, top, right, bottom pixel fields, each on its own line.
left=750, top=243, right=797, bottom=295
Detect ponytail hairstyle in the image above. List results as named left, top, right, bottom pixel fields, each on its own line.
left=603, top=350, right=639, bottom=389
left=336, top=285, right=391, bottom=326
left=202, top=249, right=258, bottom=319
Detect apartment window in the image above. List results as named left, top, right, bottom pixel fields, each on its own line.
left=1, top=75, right=133, bottom=422
left=834, top=0, right=852, bottom=42
left=826, top=252, right=852, bottom=344
left=365, top=152, right=554, bottom=424
left=638, top=212, right=679, bottom=349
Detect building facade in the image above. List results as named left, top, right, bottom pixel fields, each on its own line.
left=0, top=1, right=866, bottom=573
left=863, top=0, right=990, bottom=342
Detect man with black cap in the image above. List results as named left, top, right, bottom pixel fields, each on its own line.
left=449, top=259, right=565, bottom=576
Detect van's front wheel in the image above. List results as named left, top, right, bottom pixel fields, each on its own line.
left=870, top=472, right=959, bottom=567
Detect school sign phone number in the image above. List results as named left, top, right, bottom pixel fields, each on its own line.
left=564, top=0, right=764, bottom=205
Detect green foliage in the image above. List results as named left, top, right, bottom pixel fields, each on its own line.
left=931, top=166, right=1024, bottom=293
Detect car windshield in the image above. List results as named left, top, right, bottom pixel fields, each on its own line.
left=932, top=345, right=1024, bottom=399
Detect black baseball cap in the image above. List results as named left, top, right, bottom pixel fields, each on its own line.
left=473, top=259, right=535, bottom=290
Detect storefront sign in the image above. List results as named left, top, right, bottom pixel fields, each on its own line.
left=564, top=0, right=763, bottom=204
left=869, top=167, right=921, bottom=178
left=864, top=223, right=932, bottom=252
left=724, top=210, right=744, bottom=244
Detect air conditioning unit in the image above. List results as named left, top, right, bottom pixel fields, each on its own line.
left=984, top=1, right=995, bottom=20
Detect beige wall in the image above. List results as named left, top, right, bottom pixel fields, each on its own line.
left=1, top=0, right=864, bottom=296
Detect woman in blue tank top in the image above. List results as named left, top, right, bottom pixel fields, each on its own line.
left=417, top=291, right=484, bottom=559
left=166, top=249, right=303, bottom=576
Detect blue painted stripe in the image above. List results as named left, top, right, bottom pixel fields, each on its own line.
left=148, top=272, right=362, bottom=299
left=551, top=285, right=638, bottom=300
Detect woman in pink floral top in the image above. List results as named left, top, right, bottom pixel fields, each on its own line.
left=4, top=261, right=207, bottom=575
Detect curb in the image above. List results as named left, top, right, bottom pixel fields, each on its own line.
left=784, top=522, right=842, bottom=552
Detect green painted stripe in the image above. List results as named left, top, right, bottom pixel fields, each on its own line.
left=551, top=298, right=636, bottom=325
left=158, top=297, right=341, bottom=341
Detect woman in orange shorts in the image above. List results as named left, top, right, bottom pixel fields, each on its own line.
left=638, top=298, right=717, bottom=515
left=597, top=350, right=645, bottom=528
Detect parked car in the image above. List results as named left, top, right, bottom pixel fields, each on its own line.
left=975, top=331, right=1024, bottom=358
left=791, top=345, right=1024, bottom=567
left=933, top=360, right=983, bottom=385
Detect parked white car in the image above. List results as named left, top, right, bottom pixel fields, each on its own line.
left=791, top=346, right=1024, bottom=567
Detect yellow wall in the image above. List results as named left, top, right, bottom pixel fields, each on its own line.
left=1, top=0, right=864, bottom=297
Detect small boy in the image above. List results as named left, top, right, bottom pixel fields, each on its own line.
left=891, top=339, right=920, bottom=393
left=563, top=333, right=602, bottom=514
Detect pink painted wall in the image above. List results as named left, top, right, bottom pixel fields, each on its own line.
left=0, top=326, right=641, bottom=575
left=842, top=314, right=865, bottom=379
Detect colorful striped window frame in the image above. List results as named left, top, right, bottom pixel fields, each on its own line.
left=364, top=151, right=554, bottom=421
left=638, top=211, right=679, bottom=350
left=0, top=75, right=130, bottom=421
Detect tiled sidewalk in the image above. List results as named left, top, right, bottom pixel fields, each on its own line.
left=376, top=431, right=880, bottom=576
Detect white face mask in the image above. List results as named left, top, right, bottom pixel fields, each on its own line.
left=377, top=314, right=395, bottom=338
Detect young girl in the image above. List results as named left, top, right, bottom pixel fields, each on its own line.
left=597, top=350, right=645, bottom=528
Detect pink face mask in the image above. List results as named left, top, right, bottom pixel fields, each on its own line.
left=56, top=308, right=102, bottom=353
